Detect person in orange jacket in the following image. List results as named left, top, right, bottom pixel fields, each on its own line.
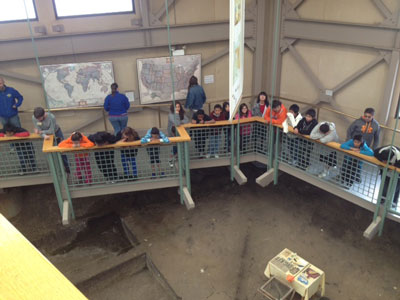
left=264, top=99, right=287, bottom=125
left=59, top=132, right=94, bottom=184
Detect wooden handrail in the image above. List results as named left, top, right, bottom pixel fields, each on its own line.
left=0, top=133, right=42, bottom=142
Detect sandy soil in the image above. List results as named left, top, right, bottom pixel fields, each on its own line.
left=9, top=164, right=400, bottom=300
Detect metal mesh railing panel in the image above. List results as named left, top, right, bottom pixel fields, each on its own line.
left=0, top=139, right=49, bottom=178
left=187, top=126, right=232, bottom=160
left=61, top=144, right=180, bottom=189
left=278, top=129, right=381, bottom=204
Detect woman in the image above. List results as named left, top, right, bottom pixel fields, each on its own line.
left=185, top=76, right=206, bottom=118
left=252, top=91, right=269, bottom=117
left=168, top=101, right=189, bottom=137
left=104, top=82, right=130, bottom=134
left=235, top=103, right=253, bottom=152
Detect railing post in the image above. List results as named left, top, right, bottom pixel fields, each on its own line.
left=378, top=170, right=398, bottom=236
left=47, top=153, right=64, bottom=216
left=236, top=120, right=240, bottom=165
left=373, top=167, right=390, bottom=221
left=268, top=123, right=274, bottom=168
left=230, top=123, right=235, bottom=182
left=56, top=152, right=75, bottom=220
left=273, top=127, right=280, bottom=185
left=184, top=142, right=191, bottom=194
left=177, top=142, right=184, bottom=204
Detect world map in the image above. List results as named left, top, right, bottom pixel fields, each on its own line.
left=40, top=61, right=114, bottom=108
left=137, top=55, right=201, bottom=104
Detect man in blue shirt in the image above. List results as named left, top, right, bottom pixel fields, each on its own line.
left=0, top=77, right=23, bottom=127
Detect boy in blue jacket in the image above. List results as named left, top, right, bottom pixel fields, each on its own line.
left=141, top=127, right=169, bottom=178
left=340, top=134, right=373, bottom=188
left=0, top=77, right=23, bottom=127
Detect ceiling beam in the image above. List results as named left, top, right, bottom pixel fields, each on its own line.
left=283, top=17, right=400, bottom=50
left=0, top=20, right=255, bottom=62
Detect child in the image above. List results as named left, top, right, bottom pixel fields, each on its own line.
left=235, top=103, right=253, bottom=152
left=141, top=127, right=169, bottom=178
left=208, top=104, right=225, bottom=158
left=88, top=131, right=119, bottom=182
left=119, top=127, right=140, bottom=179
left=264, top=100, right=287, bottom=125
left=32, top=107, right=69, bottom=173
left=0, top=123, right=36, bottom=174
left=340, top=134, right=373, bottom=188
left=222, top=102, right=231, bottom=152
left=310, top=122, right=339, bottom=178
left=283, top=104, right=303, bottom=164
left=252, top=92, right=269, bottom=117
left=191, top=109, right=215, bottom=156
left=293, top=109, right=318, bottom=169
left=59, top=132, right=94, bottom=184
left=374, top=145, right=400, bottom=209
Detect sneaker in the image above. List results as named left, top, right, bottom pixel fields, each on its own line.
left=160, top=172, right=166, bottom=178
left=205, top=154, right=211, bottom=159
left=151, top=173, right=156, bottom=179
left=214, top=154, right=220, bottom=159
left=318, top=170, right=328, bottom=178
left=168, top=159, right=174, bottom=168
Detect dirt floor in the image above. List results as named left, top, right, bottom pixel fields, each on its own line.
left=9, top=164, right=400, bottom=300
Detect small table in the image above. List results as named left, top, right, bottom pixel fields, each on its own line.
left=264, top=248, right=325, bottom=300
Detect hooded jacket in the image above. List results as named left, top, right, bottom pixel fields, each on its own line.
left=310, top=122, right=339, bottom=144
left=264, top=104, right=288, bottom=125
left=283, top=112, right=302, bottom=133
left=0, top=86, right=23, bottom=118
left=347, top=117, right=380, bottom=149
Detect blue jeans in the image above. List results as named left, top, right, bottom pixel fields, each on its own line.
left=0, top=115, right=21, bottom=127
left=109, top=115, right=128, bottom=134
left=209, top=134, right=220, bottom=155
left=121, top=154, right=137, bottom=177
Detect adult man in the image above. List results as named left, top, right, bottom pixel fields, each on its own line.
left=0, top=77, right=23, bottom=127
left=347, top=108, right=380, bottom=149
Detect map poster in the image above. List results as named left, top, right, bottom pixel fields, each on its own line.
left=229, top=0, right=245, bottom=120
left=137, top=54, right=201, bottom=105
left=40, top=61, right=114, bottom=109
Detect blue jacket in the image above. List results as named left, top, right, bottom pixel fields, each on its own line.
left=0, top=86, right=23, bottom=118
left=185, top=85, right=206, bottom=110
left=340, top=139, right=374, bottom=156
left=104, top=92, right=130, bottom=116
left=141, top=128, right=170, bottom=144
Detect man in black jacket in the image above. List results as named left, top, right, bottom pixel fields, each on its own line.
left=374, top=145, right=400, bottom=209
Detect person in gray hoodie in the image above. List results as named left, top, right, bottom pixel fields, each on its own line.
left=310, top=122, right=339, bottom=178
left=346, top=107, right=380, bottom=149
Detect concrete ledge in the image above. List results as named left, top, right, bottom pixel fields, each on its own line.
left=363, top=216, right=382, bottom=240
left=234, top=165, right=247, bottom=185
left=256, top=168, right=274, bottom=187
left=62, top=200, right=70, bottom=226
left=0, top=175, right=52, bottom=188
left=182, top=187, right=195, bottom=210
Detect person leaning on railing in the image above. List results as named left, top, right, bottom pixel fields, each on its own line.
left=374, top=145, right=400, bottom=209
left=58, top=132, right=95, bottom=184
left=0, top=123, right=36, bottom=174
left=310, top=121, right=339, bottom=179
left=339, top=134, right=374, bottom=188
left=191, top=109, right=215, bottom=157
left=282, top=104, right=302, bottom=165
left=118, top=127, right=140, bottom=180
left=292, top=109, right=318, bottom=170
left=264, top=100, right=287, bottom=125
left=141, top=127, right=170, bottom=179
left=208, top=104, right=225, bottom=159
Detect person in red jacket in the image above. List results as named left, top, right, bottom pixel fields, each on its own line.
left=264, top=99, right=287, bottom=125
left=0, top=123, right=36, bottom=174
left=59, top=132, right=94, bottom=184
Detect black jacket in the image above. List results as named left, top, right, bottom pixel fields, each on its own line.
left=294, top=118, right=318, bottom=135
left=374, top=145, right=400, bottom=168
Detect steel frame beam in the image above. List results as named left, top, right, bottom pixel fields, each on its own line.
left=0, top=20, right=255, bottom=62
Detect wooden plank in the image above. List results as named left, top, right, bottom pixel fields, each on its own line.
left=0, top=214, right=87, bottom=300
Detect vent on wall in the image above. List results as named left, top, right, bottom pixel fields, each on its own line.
left=34, top=26, right=47, bottom=35
left=52, top=24, right=65, bottom=33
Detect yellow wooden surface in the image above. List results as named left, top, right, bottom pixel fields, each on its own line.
left=0, top=133, right=42, bottom=142
left=0, top=214, right=87, bottom=300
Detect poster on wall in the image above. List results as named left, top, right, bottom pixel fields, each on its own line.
left=40, top=61, right=115, bottom=109
left=229, top=0, right=245, bottom=120
left=137, top=54, right=201, bottom=104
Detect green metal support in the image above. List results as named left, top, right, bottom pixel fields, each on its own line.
left=230, top=123, right=235, bottom=182
left=273, top=128, right=280, bottom=185
left=379, top=170, right=398, bottom=236
left=177, top=142, right=184, bottom=204
left=268, top=125, right=274, bottom=168
left=56, top=153, right=75, bottom=219
left=236, top=120, right=240, bottom=166
left=373, top=167, right=389, bottom=221
left=47, top=153, right=64, bottom=215
left=184, top=142, right=191, bottom=194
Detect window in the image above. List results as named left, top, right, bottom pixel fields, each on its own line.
left=53, top=0, right=135, bottom=18
left=0, top=0, right=37, bottom=23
